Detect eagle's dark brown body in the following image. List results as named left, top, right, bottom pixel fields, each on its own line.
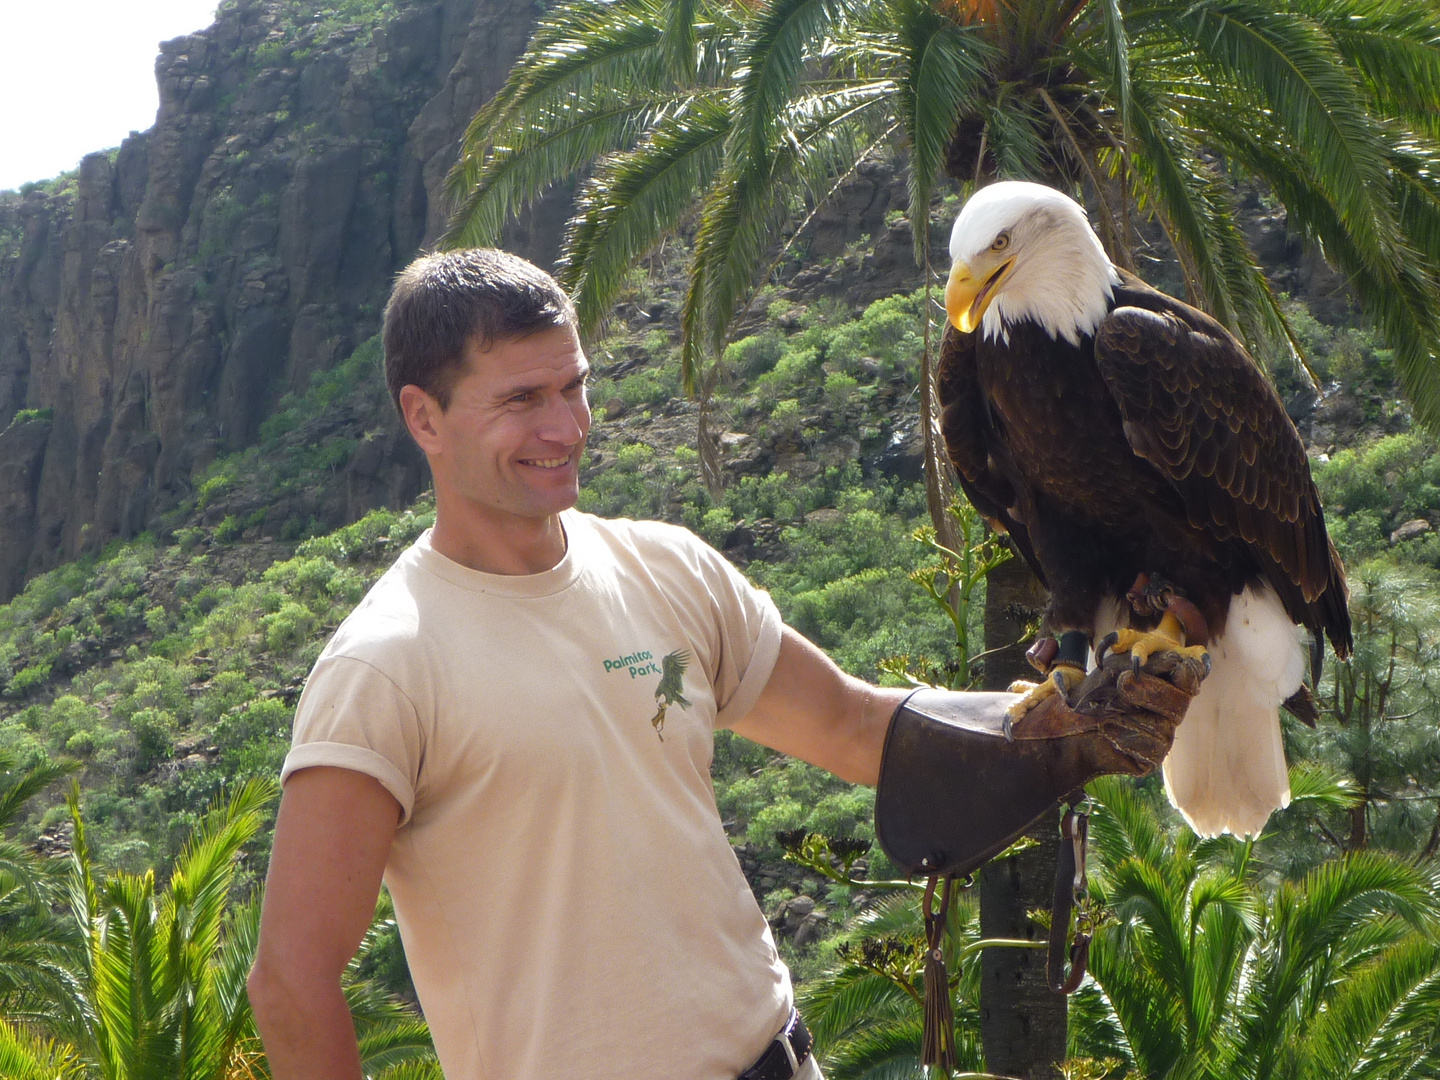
left=938, top=270, right=1352, bottom=668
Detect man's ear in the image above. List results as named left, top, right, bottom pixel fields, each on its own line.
left=399, top=384, right=444, bottom=455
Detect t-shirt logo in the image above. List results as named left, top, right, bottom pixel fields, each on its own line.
left=648, top=650, right=692, bottom=741
left=602, top=648, right=693, bottom=741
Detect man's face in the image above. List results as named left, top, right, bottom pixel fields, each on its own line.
left=420, top=324, right=591, bottom=525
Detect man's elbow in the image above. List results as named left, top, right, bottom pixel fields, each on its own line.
left=247, top=952, right=330, bottom=1027
left=247, top=955, right=289, bottom=1025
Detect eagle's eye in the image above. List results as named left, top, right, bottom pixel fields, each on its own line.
left=991, top=232, right=1011, bottom=252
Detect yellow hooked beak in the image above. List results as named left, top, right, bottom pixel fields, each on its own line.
left=946, top=257, right=1016, bottom=334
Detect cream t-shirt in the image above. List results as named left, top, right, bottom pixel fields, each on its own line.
left=281, top=510, right=791, bottom=1080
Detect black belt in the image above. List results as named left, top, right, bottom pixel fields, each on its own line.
left=738, top=1009, right=813, bottom=1080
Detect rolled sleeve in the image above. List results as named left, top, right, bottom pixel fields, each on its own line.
left=714, top=598, right=782, bottom=728
left=283, top=655, right=424, bottom=826
left=688, top=540, right=785, bottom=729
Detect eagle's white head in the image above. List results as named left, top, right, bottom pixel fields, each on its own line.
left=946, top=181, right=1120, bottom=347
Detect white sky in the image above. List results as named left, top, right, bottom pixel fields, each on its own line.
left=0, top=0, right=221, bottom=192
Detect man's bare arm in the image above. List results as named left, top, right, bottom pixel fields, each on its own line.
left=729, top=625, right=908, bottom=786
left=248, top=766, right=401, bottom=1080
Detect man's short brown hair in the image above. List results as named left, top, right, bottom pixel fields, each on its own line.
left=383, top=248, right=576, bottom=413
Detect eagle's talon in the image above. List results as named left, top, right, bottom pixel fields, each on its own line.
left=1106, top=615, right=1210, bottom=674
left=1201, top=651, right=1212, bottom=677
left=1096, top=631, right=1119, bottom=666
left=1005, top=665, right=1085, bottom=731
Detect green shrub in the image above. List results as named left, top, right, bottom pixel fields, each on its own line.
left=769, top=398, right=802, bottom=433
left=196, top=475, right=231, bottom=510
left=215, top=697, right=292, bottom=754
left=6, top=662, right=52, bottom=696
left=131, top=706, right=176, bottom=773
left=614, top=443, right=655, bottom=472
left=823, top=371, right=859, bottom=408
left=262, top=602, right=316, bottom=653
left=214, top=516, right=243, bottom=543
left=6, top=407, right=54, bottom=428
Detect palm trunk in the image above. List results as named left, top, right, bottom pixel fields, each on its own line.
left=978, top=552, right=1067, bottom=1078
left=697, top=363, right=724, bottom=497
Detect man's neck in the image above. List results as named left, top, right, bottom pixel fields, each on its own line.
left=428, top=504, right=569, bottom=576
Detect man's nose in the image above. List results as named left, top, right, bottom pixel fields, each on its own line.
left=536, top=394, right=586, bottom=444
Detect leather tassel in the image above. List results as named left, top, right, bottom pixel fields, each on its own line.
left=921, top=874, right=958, bottom=1073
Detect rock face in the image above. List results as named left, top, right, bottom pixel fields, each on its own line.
left=0, top=0, right=559, bottom=599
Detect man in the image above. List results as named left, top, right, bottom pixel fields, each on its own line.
left=247, top=249, right=1199, bottom=1080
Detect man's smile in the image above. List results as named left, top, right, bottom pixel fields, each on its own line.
left=520, top=455, right=573, bottom=469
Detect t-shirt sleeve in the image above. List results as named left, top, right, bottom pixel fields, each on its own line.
left=688, top=539, right=783, bottom=730
left=281, top=654, right=424, bottom=826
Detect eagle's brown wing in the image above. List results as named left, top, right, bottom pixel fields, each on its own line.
left=936, top=322, right=1047, bottom=587
left=1092, top=293, right=1352, bottom=658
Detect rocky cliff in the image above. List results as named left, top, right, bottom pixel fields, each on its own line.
left=0, top=0, right=566, bottom=600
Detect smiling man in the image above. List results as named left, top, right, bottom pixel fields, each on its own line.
left=246, top=248, right=1203, bottom=1080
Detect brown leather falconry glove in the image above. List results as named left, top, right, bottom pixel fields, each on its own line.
left=874, top=650, right=1207, bottom=879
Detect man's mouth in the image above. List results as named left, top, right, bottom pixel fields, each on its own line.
left=521, top=456, right=572, bottom=469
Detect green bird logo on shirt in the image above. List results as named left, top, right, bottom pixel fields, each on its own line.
left=649, top=650, right=692, bottom=741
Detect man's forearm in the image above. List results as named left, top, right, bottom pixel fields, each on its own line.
left=838, top=675, right=911, bottom=785
left=733, top=627, right=909, bottom=784
left=249, top=966, right=365, bottom=1079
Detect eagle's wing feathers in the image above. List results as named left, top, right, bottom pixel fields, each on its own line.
left=1093, top=301, right=1351, bottom=656
left=937, top=323, right=1048, bottom=587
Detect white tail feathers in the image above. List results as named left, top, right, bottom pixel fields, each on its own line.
left=1159, top=584, right=1305, bottom=837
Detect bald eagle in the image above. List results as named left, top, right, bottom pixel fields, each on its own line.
left=940, top=181, right=1352, bottom=838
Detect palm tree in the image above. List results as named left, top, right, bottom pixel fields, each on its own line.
left=0, top=1018, right=83, bottom=1079
left=1076, top=774, right=1440, bottom=1080
left=11, top=778, right=444, bottom=1080
left=797, top=888, right=991, bottom=1078
left=0, top=750, right=79, bottom=1026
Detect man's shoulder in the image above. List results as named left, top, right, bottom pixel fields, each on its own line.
left=574, top=511, right=710, bottom=561
left=321, top=544, right=429, bottom=664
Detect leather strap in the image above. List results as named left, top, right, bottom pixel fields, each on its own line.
left=737, top=1009, right=813, bottom=1080
left=1047, top=796, right=1091, bottom=994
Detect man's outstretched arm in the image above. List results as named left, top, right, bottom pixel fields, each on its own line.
left=730, top=625, right=909, bottom=786
left=248, top=766, right=401, bottom=1080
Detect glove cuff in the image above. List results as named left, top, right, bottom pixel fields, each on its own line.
left=874, top=689, right=1096, bottom=878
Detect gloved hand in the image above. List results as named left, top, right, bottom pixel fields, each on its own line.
left=1008, top=649, right=1207, bottom=777
left=874, top=650, right=1208, bottom=879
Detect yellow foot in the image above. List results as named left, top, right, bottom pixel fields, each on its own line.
left=1100, top=611, right=1209, bottom=670
left=1004, top=663, right=1086, bottom=736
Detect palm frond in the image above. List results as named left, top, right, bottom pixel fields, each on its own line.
left=983, top=93, right=1050, bottom=181
left=733, top=0, right=853, bottom=163
left=0, top=1019, right=83, bottom=1080
left=661, top=0, right=699, bottom=81
left=1124, top=75, right=1290, bottom=358
left=1203, top=110, right=1440, bottom=425
left=1095, top=0, right=1130, bottom=131
left=449, top=0, right=669, bottom=189
left=1298, top=0, right=1440, bottom=137
left=446, top=100, right=663, bottom=249
left=1138, top=0, right=1404, bottom=276
left=888, top=0, right=991, bottom=263
left=0, top=756, right=75, bottom=831
left=682, top=81, right=892, bottom=386
left=1299, top=937, right=1440, bottom=1080
left=563, top=94, right=731, bottom=333
left=356, top=1020, right=438, bottom=1073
